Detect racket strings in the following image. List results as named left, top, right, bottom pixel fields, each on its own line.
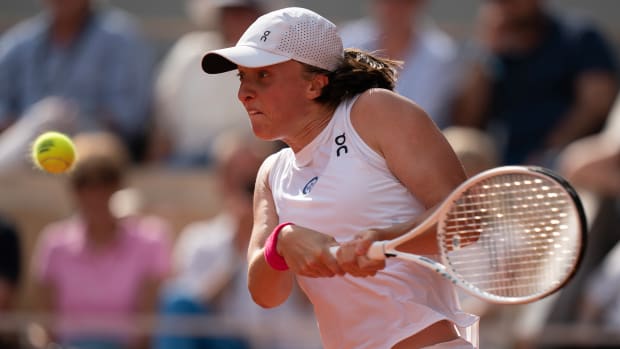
left=438, top=173, right=581, bottom=299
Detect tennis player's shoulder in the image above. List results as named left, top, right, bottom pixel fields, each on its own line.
left=353, top=88, right=430, bottom=124
left=351, top=88, right=435, bottom=149
left=256, top=147, right=291, bottom=188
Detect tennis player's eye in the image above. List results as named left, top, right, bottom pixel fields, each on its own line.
left=258, top=71, right=269, bottom=78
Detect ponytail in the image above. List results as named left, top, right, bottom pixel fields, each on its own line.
left=304, top=48, right=402, bottom=108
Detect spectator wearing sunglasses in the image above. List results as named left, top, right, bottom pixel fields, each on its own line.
left=31, top=131, right=172, bottom=349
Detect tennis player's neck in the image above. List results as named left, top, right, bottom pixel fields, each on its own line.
left=286, top=108, right=334, bottom=153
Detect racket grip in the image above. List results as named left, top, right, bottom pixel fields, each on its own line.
left=367, top=242, right=387, bottom=260
left=328, top=242, right=387, bottom=260
left=328, top=245, right=339, bottom=257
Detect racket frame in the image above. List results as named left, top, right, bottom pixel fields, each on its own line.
left=366, top=166, right=587, bottom=304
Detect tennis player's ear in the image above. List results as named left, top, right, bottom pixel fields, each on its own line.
left=306, top=74, right=329, bottom=99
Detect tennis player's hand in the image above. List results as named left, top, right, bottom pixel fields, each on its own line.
left=277, top=225, right=344, bottom=278
left=335, top=230, right=385, bottom=277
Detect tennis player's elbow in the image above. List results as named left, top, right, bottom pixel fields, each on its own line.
left=248, top=284, right=288, bottom=309
left=250, top=292, right=281, bottom=309
left=248, top=274, right=293, bottom=308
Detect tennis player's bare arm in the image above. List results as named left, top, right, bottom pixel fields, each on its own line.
left=246, top=155, right=293, bottom=308
left=247, top=154, right=344, bottom=307
left=348, top=88, right=467, bottom=256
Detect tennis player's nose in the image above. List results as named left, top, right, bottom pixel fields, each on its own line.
left=238, top=82, right=255, bottom=103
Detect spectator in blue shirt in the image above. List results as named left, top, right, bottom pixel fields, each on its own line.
left=455, top=0, right=618, bottom=167
left=0, top=0, right=155, bottom=162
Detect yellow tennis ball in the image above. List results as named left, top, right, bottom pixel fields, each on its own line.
left=31, top=131, right=76, bottom=174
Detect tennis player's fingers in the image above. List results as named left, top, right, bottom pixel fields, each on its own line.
left=296, top=253, right=341, bottom=278
left=353, top=230, right=382, bottom=256
left=336, top=243, right=371, bottom=277
left=334, top=243, right=354, bottom=273
left=356, top=255, right=385, bottom=276
left=332, top=237, right=382, bottom=276
left=351, top=234, right=385, bottom=274
left=322, top=246, right=345, bottom=276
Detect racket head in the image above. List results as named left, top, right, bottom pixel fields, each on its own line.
left=436, top=166, right=587, bottom=304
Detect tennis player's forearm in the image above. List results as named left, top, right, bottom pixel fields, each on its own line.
left=248, top=250, right=294, bottom=308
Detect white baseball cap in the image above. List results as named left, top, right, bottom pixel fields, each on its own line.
left=201, top=7, right=344, bottom=74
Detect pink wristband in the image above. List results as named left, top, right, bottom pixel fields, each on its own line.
left=264, top=222, right=294, bottom=271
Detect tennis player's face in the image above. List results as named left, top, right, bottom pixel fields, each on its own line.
left=237, top=61, right=315, bottom=141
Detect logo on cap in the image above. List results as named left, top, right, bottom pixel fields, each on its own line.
left=260, top=30, right=271, bottom=42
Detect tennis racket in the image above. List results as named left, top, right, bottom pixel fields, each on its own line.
left=330, top=166, right=587, bottom=304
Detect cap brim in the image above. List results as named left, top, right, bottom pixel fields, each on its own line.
left=201, top=46, right=291, bottom=74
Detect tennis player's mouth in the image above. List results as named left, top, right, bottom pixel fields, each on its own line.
left=247, top=110, right=263, bottom=117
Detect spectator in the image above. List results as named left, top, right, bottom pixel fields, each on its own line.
left=156, top=130, right=319, bottom=349
left=455, top=0, right=618, bottom=166
left=0, top=215, right=21, bottom=349
left=0, top=0, right=155, bottom=163
left=339, top=0, right=466, bottom=129
left=149, top=0, right=282, bottom=166
left=535, top=92, right=620, bottom=345
left=502, top=92, right=620, bottom=349
left=31, top=132, right=172, bottom=349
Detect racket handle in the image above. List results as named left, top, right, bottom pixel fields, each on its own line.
left=367, top=241, right=387, bottom=260
left=328, top=245, right=339, bottom=257
left=328, top=242, right=387, bottom=260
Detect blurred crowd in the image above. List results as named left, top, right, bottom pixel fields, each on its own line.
left=0, top=0, right=619, bottom=348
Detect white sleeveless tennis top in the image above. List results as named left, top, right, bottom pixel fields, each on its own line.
left=267, top=95, right=478, bottom=349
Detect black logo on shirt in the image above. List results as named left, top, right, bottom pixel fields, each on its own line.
left=302, top=176, right=319, bottom=195
left=335, top=133, right=348, bottom=157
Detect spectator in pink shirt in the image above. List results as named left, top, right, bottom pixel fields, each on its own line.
left=31, top=132, right=172, bottom=349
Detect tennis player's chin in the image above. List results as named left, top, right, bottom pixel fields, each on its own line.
left=248, top=123, right=274, bottom=141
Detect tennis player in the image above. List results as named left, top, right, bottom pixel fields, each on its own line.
left=201, top=7, right=478, bottom=349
